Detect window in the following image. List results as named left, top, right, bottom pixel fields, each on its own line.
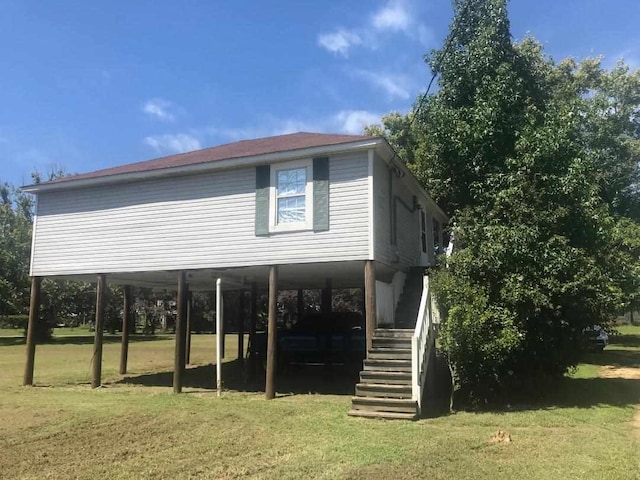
left=255, top=157, right=328, bottom=236
left=420, top=210, right=427, bottom=253
left=268, top=160, right=314, bottom=232
left=276, top=168, right=307, bottom=223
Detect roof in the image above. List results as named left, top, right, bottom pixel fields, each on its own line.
left=32, top=132, right=377, bottom=188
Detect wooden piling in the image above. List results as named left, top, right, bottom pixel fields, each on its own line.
left=186, top=291, right=193, bottom=365
left=119, top=285, right=132, bottom=375
left=23, top=276, right=42, bottom=386
left=237, top=290, right=245, bottom=362
left=265, top=266, right=278, bottom=399
left=364, top=261, right=376, bottom=353
left=92, top=274, right=106, bottom=389
left=249, top=282, right=257, bottom=377
left=297, top=289, right=304, bottom=321
left=321, top=279, right=332, bottom=314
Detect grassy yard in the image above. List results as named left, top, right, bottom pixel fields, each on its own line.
left=0, top=328, right=638, bottom=479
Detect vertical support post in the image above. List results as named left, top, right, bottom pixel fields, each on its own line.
left=297, top=289, right=304, bottom=321
left=173, top=271, right=187, bottom=394
left=237, top=290, right=245, bottom=362
left=185, top=291, right=193, bottom=365
left=364, top=261, right=376, bottom=354
left=23, top=276, right=42, bottom=386
left=249, top=282, right=257, bottom=377
left=321, top=279, right=332, bottom=314
left=92, top=274, right=106, bottom=389
left=221, top=292, right=226, bottom=359
left=216, top=278, right=223, bottom=396
left=119, top=285, right=132, bottom=375
left=265, top=265, right=278, bottom=400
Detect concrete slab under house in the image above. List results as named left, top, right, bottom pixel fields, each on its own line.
left=22, top=132, right=448, bottom=420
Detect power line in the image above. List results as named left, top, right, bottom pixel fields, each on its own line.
left=409, top=0, right=476, bottom=129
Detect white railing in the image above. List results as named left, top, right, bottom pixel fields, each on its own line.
left=411, top=275, right=437, bottom=414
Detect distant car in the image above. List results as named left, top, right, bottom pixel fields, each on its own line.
left=584, top=325, right=608, bottom=351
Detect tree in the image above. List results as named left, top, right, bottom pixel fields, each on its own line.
left=0, top=182, right=33, bottom=317
left=371, top=0, right=640, bottom=405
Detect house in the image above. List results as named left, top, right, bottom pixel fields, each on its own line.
left=22, top=132, right=447, bottom=419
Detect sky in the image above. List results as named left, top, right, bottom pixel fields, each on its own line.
left=1, top=0, right=639, bottom=187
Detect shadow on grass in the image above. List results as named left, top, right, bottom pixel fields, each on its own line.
left=115, top=359, right=360, bottom=396
left=582, top=349, right=640, bottom=368
left=0, top=334, right=166, bottom=347
left=610, top=333, right=640, bottom=349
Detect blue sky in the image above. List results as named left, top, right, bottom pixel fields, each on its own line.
left=1, top=0, right=639, bottom=187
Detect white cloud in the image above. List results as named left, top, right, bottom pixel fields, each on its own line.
left=317, top=1, right=435, bottom=57
left=143, top=98, right=176, bottom=122
left=351, top=69, right=412, bottom=100
left=333, top=110, right=381, bottom=134
left=199, top=110, right=381, bottom=144
left=416, top=23, right=435, bottom=47
left=144, top=134, right=201, bottom=154
left=317, top=29, right=362, bottom=56
left=372, top=0, right=410, bottom=32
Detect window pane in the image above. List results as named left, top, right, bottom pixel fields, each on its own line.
left=278, top=196, right=306, bottom=223
left=277, top=168, right=306, bottom=196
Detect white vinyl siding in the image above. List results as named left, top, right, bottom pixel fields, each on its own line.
left=373, top=153, right=392, bottom=265
left=373, top=153, right=433, bottom=270
left=31, top=152, right=370, bottom=276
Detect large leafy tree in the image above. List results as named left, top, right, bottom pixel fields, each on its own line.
left=370, top=0, right=640, bottom=404
left=0, top=182, right=33, bottom=317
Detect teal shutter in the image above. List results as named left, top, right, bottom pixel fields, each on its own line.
left=255, top=165, right=270, bottom=236
left=313, top=157, right=329, bottom=231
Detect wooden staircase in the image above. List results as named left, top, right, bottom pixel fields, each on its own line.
left=348, top=329, right=418, bottom=420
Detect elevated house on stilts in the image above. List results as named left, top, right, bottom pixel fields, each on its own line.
left=22, top=132, right=447, bottom=419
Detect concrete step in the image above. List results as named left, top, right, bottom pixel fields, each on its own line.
left=368, top=348, right=412, bottom=360
left=372, top=337, right=412, bottom=349
left=373, top=329, right=413, bottom=338
left=347, top=409, right=417, bottom=420
left=355, top=383, right=412, bottom=399
left=364, top=359, right=412, bottom=372
left=360, top=370, right=412, bottom=385
left=351, top=397, right=418, bottom=414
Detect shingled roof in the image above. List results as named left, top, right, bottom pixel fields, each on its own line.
left=40, top=132, right=377, bottom=186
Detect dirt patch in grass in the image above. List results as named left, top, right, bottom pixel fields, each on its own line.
left=598, top=365, right=640, bottom=379
left=598, top=365, right=640, bottom=439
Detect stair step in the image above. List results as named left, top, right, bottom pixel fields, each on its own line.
left=374, top=329, right=413, bottom=338
left=348, top=409, right=417, bottom=420
left=360, top=370, right=411, bottom=385
left=372, top=339, right=412, bottom=350
left=364, top=359, right=412, bottom=372
left=368, top=348, right=412, bottom=360
left=351, top=396, right=418, bottom=414
left=355, top=383, right=412, bottom=399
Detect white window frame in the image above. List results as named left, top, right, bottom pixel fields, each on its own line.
left=269, top=159, right=314, bottom=232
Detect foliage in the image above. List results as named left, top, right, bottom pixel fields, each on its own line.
left=0, top=183, right=33, bottom=317
left=373, top=0, right=640, bottom=404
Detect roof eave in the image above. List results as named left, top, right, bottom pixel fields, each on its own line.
left=375, top=139, right=449, bottom=223
left=22, top=138, right=383, bottom=193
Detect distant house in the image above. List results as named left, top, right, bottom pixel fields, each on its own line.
left=23, top=132, right=447, bottom=419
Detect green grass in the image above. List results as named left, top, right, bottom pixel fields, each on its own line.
left=0, top=329, right=639, bottom=479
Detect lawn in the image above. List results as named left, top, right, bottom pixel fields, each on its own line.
left=0, top=328, right=638, bottom=479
